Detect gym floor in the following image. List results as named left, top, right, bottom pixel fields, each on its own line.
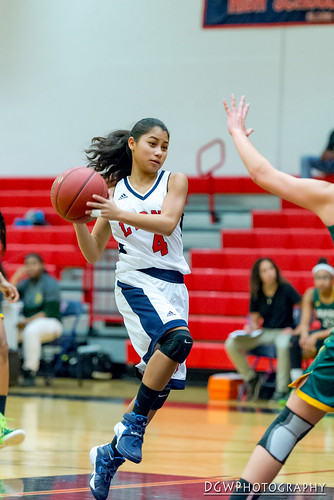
left=1, top=378, right=333, bottom=499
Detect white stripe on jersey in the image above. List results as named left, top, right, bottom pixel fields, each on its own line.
left=109, top=170, right=190, bottom=276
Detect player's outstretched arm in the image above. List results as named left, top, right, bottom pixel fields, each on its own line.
left=86, top=173, right=188, bottom=236
left=223, top=95, right=334, bottom=226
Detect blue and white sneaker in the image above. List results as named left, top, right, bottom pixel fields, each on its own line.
left=89, top=443, right=125, bottom=500
left=114, top=412, right=147, bottom=464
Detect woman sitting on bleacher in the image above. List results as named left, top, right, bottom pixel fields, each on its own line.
left=10, top=253, right=63, bottom=386
left=225, top=257, right=301, bottom=401
left=290, top=257, right=334, bottom=383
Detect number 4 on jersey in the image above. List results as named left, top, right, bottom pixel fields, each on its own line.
left=119, top=210, right=169, bottom=256
left=152, top=234, right=168, bottom=256
left=150, top=210, right=168, bottom=256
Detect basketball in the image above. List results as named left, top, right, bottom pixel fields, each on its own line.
left=50, top=167, right=108, bottom=223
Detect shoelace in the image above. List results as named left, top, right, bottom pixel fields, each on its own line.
left=0, top=413, right=13, bottom=430
left=0, top=413, right=8, bottom=442
left=98, top=456, right=114, bottom=482
left=128, top=418, right=147, bottom=439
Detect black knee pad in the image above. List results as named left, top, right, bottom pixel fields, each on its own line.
left=159, top=329, right=193, bottom=363
left=258, top=406, right=313, bottom=464
left=151, top=388, right=171, bottom=410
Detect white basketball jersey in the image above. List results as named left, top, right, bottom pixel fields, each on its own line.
left=109, top=170, right=190, bottom=276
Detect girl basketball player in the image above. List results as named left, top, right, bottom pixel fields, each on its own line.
left=224, top=95, right=334, bottom=498
left=0, top=211, right=25, bottom=448
left=73, top=118, right=193, bottom=500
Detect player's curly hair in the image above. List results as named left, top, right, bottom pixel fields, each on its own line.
left=85, top=118, right=169, bottom=185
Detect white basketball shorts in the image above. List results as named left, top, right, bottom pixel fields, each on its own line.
left=115, top=268, right=189, bottom=389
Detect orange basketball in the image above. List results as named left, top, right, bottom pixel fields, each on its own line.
left=51, top=167, right=108, bottom=223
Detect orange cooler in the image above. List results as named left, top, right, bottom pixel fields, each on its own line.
left=208, top=373, right=244, bottom=400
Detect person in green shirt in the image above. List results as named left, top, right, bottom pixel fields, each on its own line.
left=11, top=253, right=63, bottom=387
left=290, top=257, right=334, bottom=382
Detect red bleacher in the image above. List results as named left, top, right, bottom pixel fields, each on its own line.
left=187, top=176, right=268, bottom=194
left=0, top=177, right=117, bottom=278
left=184, top=207, right=328, bottom=370
left=221, top=228, right=333, bottom=249
left=128, top=176, right=333, bottom=371
left=0, top=178, right=53, bottom=190
left=6, top=226, right=79, bottom=245
left=0, top=191, right=52, bottom=207
left=1, top=176, right=327, bottom=375
left=190, top=248, right=334, bottom=271
left=185, top=268, right=313, bottom=294
left=0, top=174, right=272, bottom=277
left=252, top=209, right=324, bottom=229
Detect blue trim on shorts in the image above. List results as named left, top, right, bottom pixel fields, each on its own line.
left=138, top=267, right=184, bottom=283
left=135, top=364, right=186, bottom=390
left=117, top=280, right=187, bottom=363
left=166, top=378, right=186, bottom=390
left=142, top=319, right=187, bottom=364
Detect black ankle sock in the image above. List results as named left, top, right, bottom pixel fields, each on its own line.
left=110, top=436, right=123, bottom=458
left=133, top=382, right=160, bottom=417
left=0, top=395, right=6, bottom=416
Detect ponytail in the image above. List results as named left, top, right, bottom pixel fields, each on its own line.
left=86, top=130, right=132, bottom=185
left=86, top=118, right=169, bottom=185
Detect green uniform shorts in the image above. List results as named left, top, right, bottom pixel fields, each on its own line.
left=289, top=334, right=334, bottom=412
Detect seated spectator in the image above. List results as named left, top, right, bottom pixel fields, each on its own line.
left=290, top=257, right=334, bottom=382
left=10, top=253, right=63, bottom=386
left=301, top=129, right=334, bottom=178
left=225, top=258, right=301, bottom=401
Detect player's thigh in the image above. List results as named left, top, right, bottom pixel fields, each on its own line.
left=287, top=383, right=326, bottom=425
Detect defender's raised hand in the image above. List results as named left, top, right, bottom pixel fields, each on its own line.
left=223, top=94, right=254, bottom=138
